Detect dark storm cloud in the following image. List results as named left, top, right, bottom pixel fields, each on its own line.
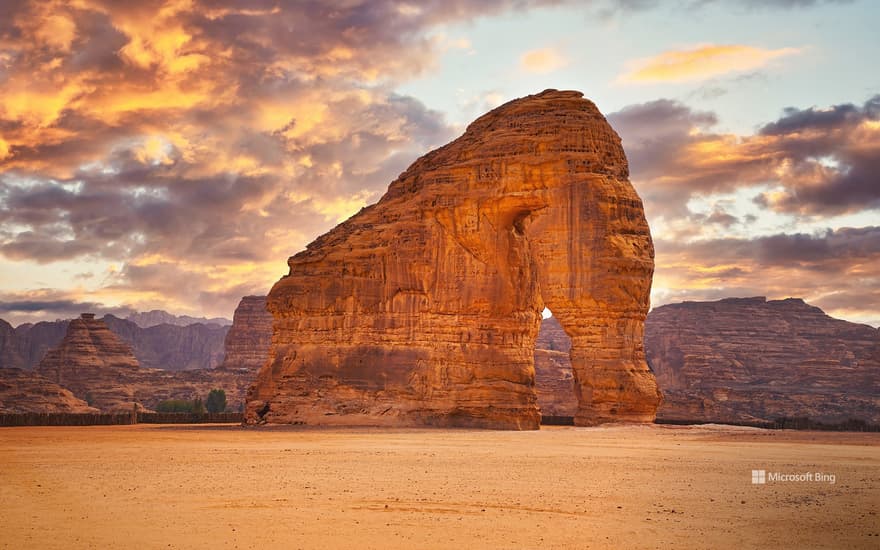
left=754, top=96, right=880, bottom=214
left=0, top=294, right=137, bottom=325
left=609, top=95, right=880, bottom=219
left=659, top=226, right=880, bottom=272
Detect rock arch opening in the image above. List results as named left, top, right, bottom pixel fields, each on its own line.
left=534, top=310, right=577, bottom=424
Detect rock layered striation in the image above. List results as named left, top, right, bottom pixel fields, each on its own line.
left=218, top=296, right=273, bottom=373
left=645, top=297, right=880, bottom=425
left=247, top=90, right=659, bottom=428
left=36, top=314, right=140, bottom=411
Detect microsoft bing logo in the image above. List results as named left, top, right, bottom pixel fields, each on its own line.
left=752, top=470, right=766, bottom=484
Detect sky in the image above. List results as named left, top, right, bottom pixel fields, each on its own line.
left=0, top=0, right=878, bottom=327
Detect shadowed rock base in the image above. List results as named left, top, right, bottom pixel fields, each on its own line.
left=247, top=90, right=660, bottom=429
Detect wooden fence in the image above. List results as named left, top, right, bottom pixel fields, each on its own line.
left=0, top=411, right=243, bottom=427
left=0, top=412, right=134, bottom=427
left=137, top=412, right=243, bottom=424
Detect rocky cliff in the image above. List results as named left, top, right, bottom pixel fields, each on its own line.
left=34, top=314, right=250, bottom=412
left=247, top=89, right=659, bottom=429
left=103, top=316, right=229, bottom=371
left=218, top=296, right=273, bottom=373
left=645, top=297, right=880, bottom=425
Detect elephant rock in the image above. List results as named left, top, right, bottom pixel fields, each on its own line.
left=247, top=90, right=660, bottom=429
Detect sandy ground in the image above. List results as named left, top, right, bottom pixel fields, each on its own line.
left=1, top=424, right=878, bottom=549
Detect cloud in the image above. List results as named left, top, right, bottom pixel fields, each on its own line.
left=0, top=289, right=137, bottom=325
left=608, top=95, right=880, bottom=219
left=2, top=0, right=513, bottom=319
left=609, top=97, right=880, bottom=326
left=618, top=44, right=800, bottom=84
left=520, top=47, right=568, bottom=74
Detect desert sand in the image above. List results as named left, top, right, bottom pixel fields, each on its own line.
left=1, top=424, right=877, bottom=549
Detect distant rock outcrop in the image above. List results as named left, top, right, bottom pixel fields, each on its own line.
left=0, top=368, right=97, bottom=414
left=36, top=314, right=140, bottom=411
left=218, top=296, right=272, bottom=373
left=247, top=90, right=659, bottom=429
left=0, top=315, right=228, bottom=372
left=34, top=314, right=250, bottom=412
left=126, top=310, right=231, bottom=328
left=645, top=297, right=880, bottom=425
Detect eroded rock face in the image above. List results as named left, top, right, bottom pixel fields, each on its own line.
left=247, top=90, right=659, bottom=428
left=103, top=315, right=229, bottom=371
left=218, top=296, right=273, bottom=373
left=645, top=297, right=880, bottom=425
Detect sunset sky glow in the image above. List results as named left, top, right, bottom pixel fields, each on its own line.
left=0, top=0, right=878, bottom=326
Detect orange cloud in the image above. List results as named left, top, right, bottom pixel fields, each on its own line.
left=520, top=47, right=568, bottom=74
left=618, top=44, right=800, bottom=84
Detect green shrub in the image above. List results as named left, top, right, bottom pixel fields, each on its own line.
left=205, top=389, right=227, bottom=414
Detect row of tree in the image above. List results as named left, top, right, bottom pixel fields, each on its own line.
left=156, top=389, right=227, bottom=414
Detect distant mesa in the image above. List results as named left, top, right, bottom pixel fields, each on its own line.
left=247, top=89, right=660, bottom=429
left=645, top=296, right=879, bottom=426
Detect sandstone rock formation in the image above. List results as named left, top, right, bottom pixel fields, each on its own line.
left=36, top=314, right=141, bottom=411
left=218, top=296, right=273, bottom=373
left=35, top=314, right=251, bottom=412
left=0, top=368, right=97, bottom=414
left=247, top=90, right=659, bottom=429
left=645, top=297, right=880, bottom=426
